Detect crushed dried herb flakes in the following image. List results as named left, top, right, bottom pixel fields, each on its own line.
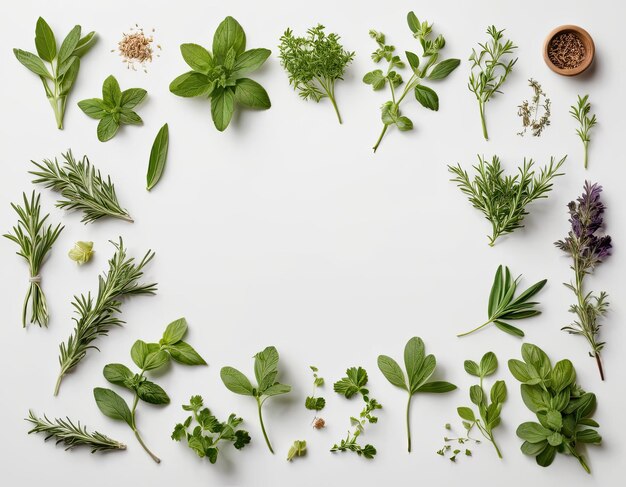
left=548, top=32, right=586, bottom=69
left=113, top=25, right=161, bottom=72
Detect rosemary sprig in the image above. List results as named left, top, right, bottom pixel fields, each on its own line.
left=570, top=95, right=597, bottom=169
left=448, top=155, right=566, bottom=246
left=30, top=150, right=133, bottom=224
left=468, top=26, right=518, bottom=140
left=26, top=410, right=126, bottom=453
left=4, top=192, right=64, bottom=327
left=54, top=238, right=156, bottom=396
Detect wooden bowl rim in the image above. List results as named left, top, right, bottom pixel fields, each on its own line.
left=543, top=25, right=595, bottom=76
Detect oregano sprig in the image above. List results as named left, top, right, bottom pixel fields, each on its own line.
left=570, top=95, right=597, bottom=169
left=457, top=265, right=546, bottom=338
left=55, top=238, right=156, bottom=395
left=377, top=337, right=456, bottom=452
left=4, top=192, right=64, bottom=327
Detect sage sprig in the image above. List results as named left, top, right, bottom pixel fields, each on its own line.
left=13, top=17, right=96, bottom=129
left=4, top=192, right=63, bottom=327
left=146, top=123, right=169, bottom=190
left=31, top=151, right=133, bottom=223
left=220, top=346, right=291, bottom=454
left=170, top=16, right=271, bottom=131
left=458, top=265, right=546, bottom=338
left=95, top=318, right=206, bottom=463
left=364, top=12, right=460, bottom=152
left=508, top=343, right=601, bottom=473
left=78, top=75, right=147, bottom=142
left=570, top=95, right=597, bottom=169
left=377, top=337, right=456, bottom=452
left=448, top=155, right=566, bottom=246
left=26, top=410, right=126, bottom=453
left=55, top=238, right=156, bottom=395
left=468, top=26, right=517, bottom=140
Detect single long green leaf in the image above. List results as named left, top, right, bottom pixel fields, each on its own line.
left=35, top=17, right=57, bottom=62
left=147, top=123, right=169, bottom=191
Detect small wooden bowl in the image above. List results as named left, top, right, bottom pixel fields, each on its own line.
left=543, top=25, right=594, bottom=76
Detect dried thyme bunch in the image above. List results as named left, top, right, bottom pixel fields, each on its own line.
left=570, top=95, right=597, bottom=169
left=4, top=192, right=64, bottom=327
left=517, top=79, right=551, bottom=137
left=555, top=182, right=612, bottom=380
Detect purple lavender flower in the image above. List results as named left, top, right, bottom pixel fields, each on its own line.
left=555, top=181, right=612, bottom=380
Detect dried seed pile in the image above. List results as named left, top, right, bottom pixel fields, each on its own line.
left=114, top=26, right=161, bottom=72
left=548, top=32, right=586, bottom=69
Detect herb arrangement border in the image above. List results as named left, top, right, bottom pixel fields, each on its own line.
left=2, top=5, right=616, bottom=483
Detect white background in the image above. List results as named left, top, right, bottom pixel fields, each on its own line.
left=1, top=0, right=624, bottom=485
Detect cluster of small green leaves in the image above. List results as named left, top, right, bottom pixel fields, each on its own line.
left=508, top=344, right=601, bottom=473
left=437, top=423, right=479, bottom=462
left=54, top=238, right=156, bottom=395
left=26, top=410, right=126, bottom=453
left=468, top=26, right=517, bottom=140
left=13, top=17, right=96, bottom=129
left=286, top=440, right=307, bottom=461
left=278, top=25, right=354, bottom=123
left=78, top=75, right=147, bottom=142
left=448, top=155, right=566, bottom=246
left=220, top=346, right=291, bottom=454
left=172, top=395, right=250, bottom=464
left=363, top=12, right=460, bottom=152
left=331, top=367, right=381, bottom=459
left=458, top=265, right=547, bottom=337
left=570, top=95, right=597, bottom=168
left=94, top=318, right=206, bottom=463
left=377, top=337, right=456, bottom=452
left=457, top=352, right=506, bottom=458
left=517, top=79, right=551, bottom=137
left=4, top=192, right=64, bottom=327
left=305, top=365, right=326, bottom=416
left=31, top=151, right=133, bottom=224
left=170, top=16, right=271, bottom=131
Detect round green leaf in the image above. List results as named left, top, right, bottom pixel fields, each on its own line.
left=414, top=84, right=439, bottom=111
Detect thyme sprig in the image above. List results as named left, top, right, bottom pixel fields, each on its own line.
left=31, top=151, right=133, bottom=224
left=517, top=78, right=551, bottom=137
left=26, top=410, right=126, bottom=453
left=4, top=192, right=63, bottom=327
left=468, top=26, right=518, bottom=140
left=54, top=238, right=156, bottom=396
left=570, top=95, right=597, bottom=169
left=448, top=155, right=566, bottom=246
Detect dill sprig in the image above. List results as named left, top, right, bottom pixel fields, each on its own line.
left=468, top=26, right=518, bottom=140
left=30, top=150, right=133, bottom=224
left=570, top=95, right=597, bottom=169
left=448, top=155, right=566, bottom=246
left=4, top=192, right=64, bottom=327
left=26, top=410, right=126, bottom=453
left=54, top=238, right=156, bottom=396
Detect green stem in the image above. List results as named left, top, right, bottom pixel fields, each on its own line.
left=406, top=394, right=412, bottom=453
left=54, top=366, right=67, bottom=396
left=257, top=399, right=274, bottom=454
left=457, top=319, right=493, bottom=337
left=328, top=94, right=342, bottom=124
left=490, top=433, right=503, bottom=459
left=133, top=428, right=160, bottom=463
left=373, top=124, right=388, bottom=153
left=479, top=102, right=488, bottom=140
left=583, top=141, right=589, bottom=169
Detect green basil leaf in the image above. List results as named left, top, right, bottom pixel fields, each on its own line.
left=414, top=84, right=439, bottom=111
left=457, top=407, right=475, bottom=422
left=480, top=352, right=498, bottom=377
left=404, top=337, right=425, bottom=391
left=103, top=363, right=134, bottom=387
left=396, top=116, right=413, bottom=131
left=167, top=341, right=207, bottom=366
left=234, top=78, right=270, bottom=109
left=262, top=383, right=291, bottom=397
left=137, top=380, right=170, bottom=404
left=516, top=422, right=551, bottom=443
left=119, top=109, right=143, bottom=126
left=212, top=16, right=246, bottom=64
left=254, top=346, right=280, bottom=391
left=169, top=71, right=214, bottom=98
left=161, top=317, right=186, bottom=344
left=576, top=429, right=602, bottom=444
left=73, top=31, right=97, bottom=58
left=508, top=359, right=532, bottom=382
left=93, top=387, right=133, bottom=427
left=13, top=49, right=52, bottom=79
left=428, top=58, right=461, bottom=80
left=146, top=123, right=169, bottom=191
left=102, top=75, right=122, bottom=106
left=96, top=115, right=119, bottom=142
left=407, top=11, right=420, bottom=33
left=490, top=380, right=507, bottom=404
left=58, top=25, right=81, bottom=64
left=231, top=48, right=271, bottom=78
left=464, top=360, right=480, bottom=377
left=78, top=98, right=107, bottom=119
left=35, top=17, right=57, bottom=62
left=131, top=340, right=150, bottom=368
left=521, top=439, right=548, bottom=456
left=211, top=88, right=235, bottom=131
left=180, top=43, right=213, bottom=73
left=220, top=367, right=254, bottom=396
left=377, top=355, right=407, bottom=390
left=550, top=359, right=576, bottom=393
left=143, top=350, right=170, bottom=371
left=405, top=51, right=420, bottom=72
left=120, top=88, right=147, bottom=109
left=417, top=381, right=457, bottom=393
left=469, top=384, right=484, bottom=406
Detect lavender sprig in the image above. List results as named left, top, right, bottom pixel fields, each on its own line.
left=555, top=181, right=612, bottom=380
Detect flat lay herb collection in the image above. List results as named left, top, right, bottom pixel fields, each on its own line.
left=3, top=5, right=617, bottom=482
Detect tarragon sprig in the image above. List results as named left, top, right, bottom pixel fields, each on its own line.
left=570, top=95, right=597, bottom=169
left=26, top=410, right=126, bottom=453
left=31, top=151, right=133, bottom=224
left=55, top=238, right=156, bottom=396
left=4, top=192, right=63, bottom=327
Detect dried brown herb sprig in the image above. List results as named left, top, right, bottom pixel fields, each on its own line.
left=517, top=79, right=551, bottom=137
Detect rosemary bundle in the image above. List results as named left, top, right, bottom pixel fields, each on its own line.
left=54, top=238, right=156, bottom=396
left=26, top=410, right=126, bottom=453
left=31, top=151, right=133, bottom=224
left=4, top=192, right=64, bottom=327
